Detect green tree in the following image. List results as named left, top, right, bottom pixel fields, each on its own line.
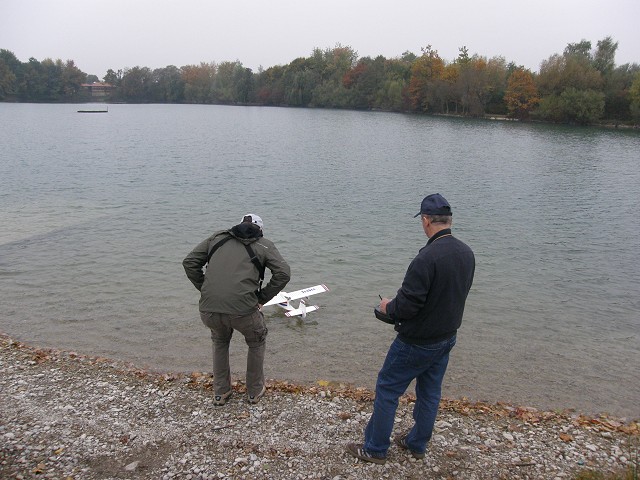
left=0, top=49, right=21, bottom=99
left=629, top=71, right=640, bottom=121
left=602, top=63, right=639, bottom=120
left=0, top=58, right=17, bottom=99
left=537, top=53, right=602, bottom=96
left=181, top=63, right=215, bottom=103
left=455, top=55, right=507, bottom=116
left=214, top=61, right=240, bottom=103
left=151, top=65, right=184, bottom=102
left=372, top=56, right=412, bottom=111
left=342, top=55, right=386, bottom=109
left=593, top=36, right=618, bottom=76
left=233, top=65, right=254, bottom=104
left=560, top=87, right=605, bottom=124
left=18, top=57, right=46, bottom=101
left=61, top=60, right=86, bottom=99
left=103, top=69, right=122, bottom=86
left=255, top=65, right=286, bottom=105
left=41, top=58, right=63, bottom=101
left=535, top=40, right=606, bottom=124
left=285, top=59, right=320, bottom=106
left=564, top=40, right=592, bottom=59
left=120, top=66, right=153, bottom=102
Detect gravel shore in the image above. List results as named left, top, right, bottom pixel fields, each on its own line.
left=1, top=333, right=637, bottom=480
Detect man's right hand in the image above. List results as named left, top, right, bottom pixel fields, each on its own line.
left=379, top=298, right=391, bottom=313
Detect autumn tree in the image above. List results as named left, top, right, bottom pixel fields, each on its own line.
left=504, top=68, right=539, bottom=119
left=408, top=46, right=445, bottom=112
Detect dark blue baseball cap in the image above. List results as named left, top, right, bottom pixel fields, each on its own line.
left=413, top=193, right=452, bottom=217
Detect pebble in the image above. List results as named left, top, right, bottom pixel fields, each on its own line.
left=0, top=334, right=637, bottom=480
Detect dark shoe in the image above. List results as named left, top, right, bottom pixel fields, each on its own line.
left=394, top=434, right=425, bottom=459
left=247, top=385, right=266, bottom=404
left=345, top=443, right=387, bottom=465
left=213, top=390, right=232, bottom=406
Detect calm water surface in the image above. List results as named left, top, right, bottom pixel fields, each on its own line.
left=1, top=103, right=639, bottom=417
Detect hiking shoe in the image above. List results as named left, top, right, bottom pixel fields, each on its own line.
left=394, top=434, right=425, bottom=459
left=247, top=385, right=266, bottom=404
left=213, top=390, right=232, bottom=406
left=345, top=443, right=387, bottom=465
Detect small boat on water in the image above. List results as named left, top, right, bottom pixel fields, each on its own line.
left=77, top=106, right=108, bottom=113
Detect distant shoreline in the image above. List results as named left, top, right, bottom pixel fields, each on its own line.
left=2, top=100, right=639, bottom=130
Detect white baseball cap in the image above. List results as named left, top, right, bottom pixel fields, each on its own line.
left=241, top=213, right=263, bottom=230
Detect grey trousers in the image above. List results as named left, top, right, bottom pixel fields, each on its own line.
left=200, top=310, right=268, bottom=397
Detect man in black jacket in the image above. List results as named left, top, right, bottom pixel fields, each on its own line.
left=347, top=194, right=475, bottom=464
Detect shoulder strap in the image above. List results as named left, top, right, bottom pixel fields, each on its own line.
left=244, top=244, right=265, bottom=291
left=206, top=235, right=233, bottom=264
left=206, top=235, right=265, bottom=291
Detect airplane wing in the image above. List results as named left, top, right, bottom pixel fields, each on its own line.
left=280, top=284, right=329, bottom=302
left=285, top=305, right=319, bottom=317
left=263, top=284, right=329, bottom=307
left=263, top=293, right=290, bottom=307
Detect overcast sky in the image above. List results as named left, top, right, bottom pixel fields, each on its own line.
left=1, top=0, right=638, bottom=79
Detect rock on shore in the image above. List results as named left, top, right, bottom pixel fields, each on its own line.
left=1, top=334, right=637, bottom=479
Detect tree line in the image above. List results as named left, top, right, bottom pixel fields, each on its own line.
left=2, top=37, right=640, bottom=125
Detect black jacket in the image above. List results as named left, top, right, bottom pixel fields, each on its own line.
left=386, top=229, right=475, bottom=344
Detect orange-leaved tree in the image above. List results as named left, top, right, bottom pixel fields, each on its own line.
left=504, top=67, right=539, bottom=120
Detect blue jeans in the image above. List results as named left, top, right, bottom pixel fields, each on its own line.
left=364, top=335, right=456, bottom=457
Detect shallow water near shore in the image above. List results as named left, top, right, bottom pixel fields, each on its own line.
left=1, top=103, right=639, bottom=418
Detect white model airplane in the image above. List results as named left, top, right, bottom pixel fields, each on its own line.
left=262, top=284, right=329, bottom=318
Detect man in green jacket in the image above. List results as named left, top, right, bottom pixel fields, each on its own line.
left=183, top=214, right=290, bottom=405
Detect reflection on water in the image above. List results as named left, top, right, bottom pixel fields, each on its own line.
left=0, top=103, right=639, bottom=418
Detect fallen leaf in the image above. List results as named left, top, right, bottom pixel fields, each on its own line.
left=559, top=433, right=573, bottom=443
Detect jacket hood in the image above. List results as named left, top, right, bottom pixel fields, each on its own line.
left=229, top=223, right=263, bottom=243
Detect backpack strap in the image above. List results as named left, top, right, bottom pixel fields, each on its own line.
left=206, top=235, right=265, bottom=292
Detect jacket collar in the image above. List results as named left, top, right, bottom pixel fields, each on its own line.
left=427, top=228, right=452, bottom=245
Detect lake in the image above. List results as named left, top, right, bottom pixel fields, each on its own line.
left=1, top=103, right=638, bottom=418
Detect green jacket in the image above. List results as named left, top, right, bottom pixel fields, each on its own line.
left=183, top=223, right=291, bottom=314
